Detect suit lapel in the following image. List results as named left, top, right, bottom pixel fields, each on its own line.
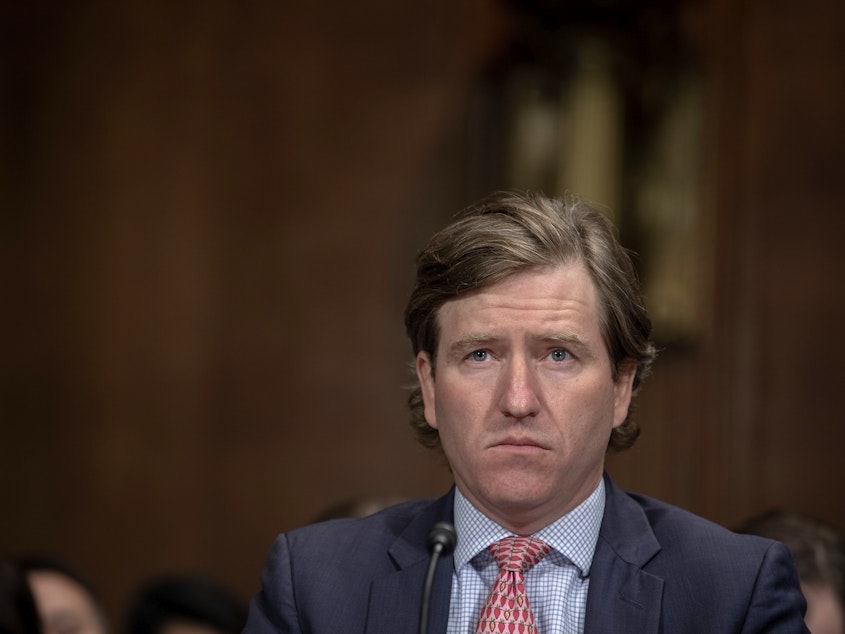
left=365, top=489, right=455, bottom=634
left=584, top=475, right=664, bottom=634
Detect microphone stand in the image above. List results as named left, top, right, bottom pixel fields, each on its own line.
left=419, top=522, right=457, bottom=634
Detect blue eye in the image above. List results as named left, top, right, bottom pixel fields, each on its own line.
left=550, top=349, right=569, bottom=362
left=470, top=350, right=488, bottom=362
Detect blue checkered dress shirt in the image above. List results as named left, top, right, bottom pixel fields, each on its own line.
left=446, top=478, right=605, bottom=634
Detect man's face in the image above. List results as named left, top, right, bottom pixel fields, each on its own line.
left=27, top=571, right=106, bottom=634
left=416, top=263, right=635, bottom=534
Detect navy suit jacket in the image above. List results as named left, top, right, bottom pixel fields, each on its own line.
left=244, top=475, right=808, bottom=633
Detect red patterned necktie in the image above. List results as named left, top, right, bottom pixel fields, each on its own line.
left=475, top=535, right=551, bottom=634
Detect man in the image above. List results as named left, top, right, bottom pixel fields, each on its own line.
left=244, top=191, right=808, bottom=633
left=126, top=573, right=247, bottom=634
left=18, top=556, right=108, bottom=634
left=0, top=557, right=41, bottom=634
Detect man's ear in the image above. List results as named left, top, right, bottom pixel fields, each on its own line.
left=612, top=360, right=637, bottom=429
left=415, top=351, right=438, bottom=429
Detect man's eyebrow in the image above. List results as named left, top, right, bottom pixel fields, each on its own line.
left=534, top=332, right=594, bottom=357
left=445, top=334, right=499, bottom=360
left=535, top=332, right=587, bottom=346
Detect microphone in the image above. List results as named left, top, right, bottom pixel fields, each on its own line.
left=419, top=522, right=457, bottom=634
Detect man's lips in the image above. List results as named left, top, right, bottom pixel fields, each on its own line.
left=489, top=438, right=548, bottom=451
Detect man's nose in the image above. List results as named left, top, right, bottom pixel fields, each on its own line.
left=498, top=357, right=541, bottom=420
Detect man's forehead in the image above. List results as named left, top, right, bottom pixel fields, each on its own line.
left=440, top=262, right=596, bottom=311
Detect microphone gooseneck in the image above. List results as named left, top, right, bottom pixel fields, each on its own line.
left=419, top=522, right=457, bottom=634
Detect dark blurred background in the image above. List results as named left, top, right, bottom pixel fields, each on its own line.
left=2, top=0, right=844, bottom=626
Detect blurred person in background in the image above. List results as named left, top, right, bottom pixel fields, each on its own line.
left=0, top=557, right=41, bottom=634
left=16, top=556, right=106, bottom=634
left=126, top=574, right=246, bottom=634
left=739, top=511, right=845, bottom=634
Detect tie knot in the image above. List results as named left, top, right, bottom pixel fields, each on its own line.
left=489, top=536, right=550, bottom=572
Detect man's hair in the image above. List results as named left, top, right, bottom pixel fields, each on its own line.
left=0, top=558, right=41, bottom=634
left=126, top=574, right=246, bottom=634
left=403, top=190, right=656, bottom=453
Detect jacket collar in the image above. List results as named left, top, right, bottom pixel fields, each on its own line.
left=366, top=488, right=456, bottom=634
left=584, top=473, right=663, bottom=634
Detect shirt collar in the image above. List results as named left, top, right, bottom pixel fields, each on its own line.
left=452, top=477, right=605, bottom=577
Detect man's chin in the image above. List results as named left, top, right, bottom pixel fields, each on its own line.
left=483, top=481, right=552, bottom=514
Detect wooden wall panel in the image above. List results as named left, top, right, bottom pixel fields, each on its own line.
left=1, top=1, right=507, bottom=623
left=610, top=0, right=845, bottom=530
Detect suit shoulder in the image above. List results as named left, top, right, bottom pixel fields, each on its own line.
left=277, top=497, right=439, bottom=565
left=601, top=488, right=808, bottom=631
left=249, top=495, right=453, bottom=632
left=625, top=490, right=778, bottom=562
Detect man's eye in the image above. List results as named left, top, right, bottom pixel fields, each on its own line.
left=470, top=350, right=489, bottom=362
left=550, top=349, right=570, bottom=362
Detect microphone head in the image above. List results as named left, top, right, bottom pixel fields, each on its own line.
left=427, top=522, right=457, bottom=555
